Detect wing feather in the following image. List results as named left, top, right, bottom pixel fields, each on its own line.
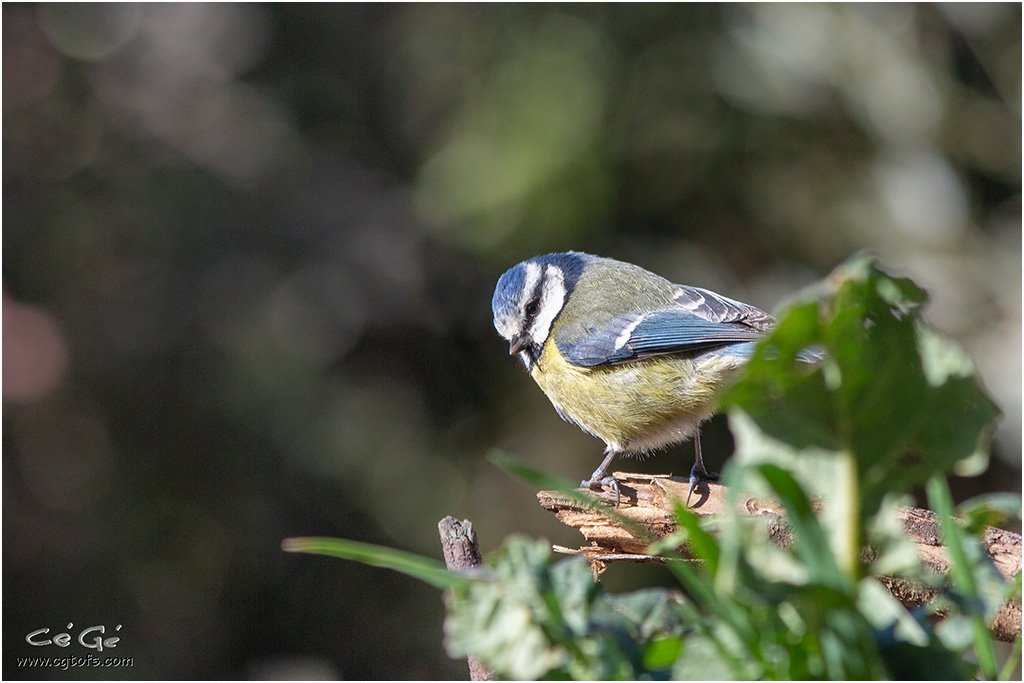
left=558, top=285, right=775, bottom=367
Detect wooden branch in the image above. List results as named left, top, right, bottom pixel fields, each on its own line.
left=438, top=517, right=494, bottom=682
left=538, top=473, right=1022, bottom=643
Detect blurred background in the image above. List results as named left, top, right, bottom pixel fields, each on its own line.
left=3, top=3, right=1020, bottom=679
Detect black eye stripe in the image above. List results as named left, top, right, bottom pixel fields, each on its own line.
left=524, top=273, right=546, bottom=317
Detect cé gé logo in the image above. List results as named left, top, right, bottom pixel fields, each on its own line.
left=25, top=623, right=122, bottom=652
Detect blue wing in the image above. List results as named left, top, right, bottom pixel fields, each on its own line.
left=557, top=285, right=776, bottom=368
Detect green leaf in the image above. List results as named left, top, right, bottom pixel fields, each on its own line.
left=672, top=632, right=740, bottom=680
left=281, top=537, right=463, bottom=590
left=957, top=493, right=1023, bottom=533
left=723, top=254, right=1001, bottom=527
left=641, top=634, right=680, bottom=670
left=724, top=300, right=840, bottom=453
left=662, top=556, right=762, bottom=675
left=596, top=587, right=689, bottom=641
left=857, top=578, right=928, bottom=647
left=725, top=418, right=861, bottom=576
left=757, top=464, right=848, bottom=590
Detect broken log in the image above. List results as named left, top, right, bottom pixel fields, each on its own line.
left=538, top=473, right=1021, bottom=643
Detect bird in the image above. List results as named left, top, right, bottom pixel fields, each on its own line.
left=491, top=251, right=799, bottom=504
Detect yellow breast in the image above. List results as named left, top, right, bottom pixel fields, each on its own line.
left=530, top=336, right=745, bottom=453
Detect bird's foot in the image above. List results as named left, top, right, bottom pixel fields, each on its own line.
left=580, top=475, right=621, bottom=507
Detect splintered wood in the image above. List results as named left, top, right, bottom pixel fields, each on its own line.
left=537, top=472, right=1022, bottom=642
left=537, top=473, right=780, bottom=560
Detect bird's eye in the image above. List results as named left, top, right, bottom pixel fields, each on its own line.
left=525, top=300, right=540, bottom=316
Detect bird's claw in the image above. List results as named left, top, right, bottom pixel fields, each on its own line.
left=581, top=475, right=621, bottom=507
left=685, top=463, right=720, bottom=507
left=686, top=462, right=707, bottom=507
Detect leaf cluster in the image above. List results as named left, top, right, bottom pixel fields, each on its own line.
left=444, top=536, right=690, bottom=680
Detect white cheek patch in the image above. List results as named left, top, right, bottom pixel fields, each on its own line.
left=528, top=265, right=566, bottom=346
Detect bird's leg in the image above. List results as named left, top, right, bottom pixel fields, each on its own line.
left=581, top=448, right=616, bottom=488
left=686, top=428, right=707, bottom=506
left=581, top=448, right=621, bottom=506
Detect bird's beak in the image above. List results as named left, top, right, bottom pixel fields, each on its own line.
left=509, top=335, right=530, bottom=356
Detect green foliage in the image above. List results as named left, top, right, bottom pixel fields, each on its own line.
left=723, top=253, right=1001, bottom=524
left=287, top=256, right=1016, bottom=680
left=444, top=536, right=689, bottom=680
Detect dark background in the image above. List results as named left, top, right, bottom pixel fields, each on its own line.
left=4, top=4, right=1020, bottom=679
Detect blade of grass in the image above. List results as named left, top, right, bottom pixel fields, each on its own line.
left=759, top=463, right=848, bottom=591
left=487, top=448, right=582, bottom=493
left=282, top=537, right=465, bottom=590
left=672, top=503, right=720, bottom=575
left=926, top=474, right=998, bottom=679
left=488, top=449, right=661, bottom=547
left=997, top=635, right=1021, bottom=681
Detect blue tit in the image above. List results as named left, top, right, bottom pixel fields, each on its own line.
left=492, top=251, right=783, bottom=503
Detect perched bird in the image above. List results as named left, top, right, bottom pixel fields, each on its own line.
left=491, top=251, right=790, bottom=503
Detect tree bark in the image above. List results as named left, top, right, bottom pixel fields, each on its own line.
left=537, top=473, right=1022, bottom=643
left=438, top=517, right=494, bottom=682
